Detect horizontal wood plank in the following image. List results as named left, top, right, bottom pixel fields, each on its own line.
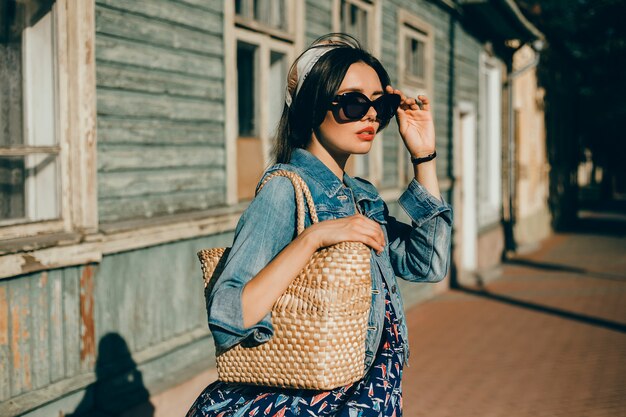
left=174, top=0, right=223, bottom=14
left=98, top=188, right=225, bottom=222
left=97, top=145, right=225, bottom=172
left=96, top=35, right=223, bottom=79
left=98, top=167, right=225, bottom=198
left=96, top=62, right=224, bottom=100
left=97, top=0, right=222, bottom=32
left=97, top=88, right=224, bottom=122
left=97, top=117, right=224, bottom=146
left=96, top=6, right=222, bottom=56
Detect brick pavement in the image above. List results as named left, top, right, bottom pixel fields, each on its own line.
left=402, top=228, right=626, bottom=417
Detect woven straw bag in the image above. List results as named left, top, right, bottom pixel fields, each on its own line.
left=197, top=169, right=372, bottom=390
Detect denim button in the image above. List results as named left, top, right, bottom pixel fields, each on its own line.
left=391, top=285, right=397, bottom=293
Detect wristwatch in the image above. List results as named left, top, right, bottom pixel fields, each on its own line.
left=410, top=150, right=437, bottom=165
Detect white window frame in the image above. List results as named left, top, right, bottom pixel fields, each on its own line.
left=225, top=0, right=303, bottom=205
left=332, top=0, right=383, bottom=185
left=0, top=0, right=97, bottom=242
left=234, top=0, right=297, bottom=42
left=398, top=13, right=434, bottom=93
left=333, top=0, right=378, bottom=51
left=478, top=52, right=503, bottom=227
left=397, top=10, right=435, bottom=186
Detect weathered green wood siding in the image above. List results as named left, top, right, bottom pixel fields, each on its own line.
left=95, top=0, right=226, bottom=223
left=305, top=0, right=334, bottom=45
left=0, top=268, right=83, bottom=403
left=381, top=0, right=456, bottom=187
left=0, top=232, right=232, bottom=416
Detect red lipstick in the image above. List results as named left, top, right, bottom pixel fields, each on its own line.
left=356, top=126, right=376, bottom=141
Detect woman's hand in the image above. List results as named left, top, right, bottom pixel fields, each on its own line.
left=386, top=85, right=436, bottom=158
left=301, top=215, right=386, bottom=255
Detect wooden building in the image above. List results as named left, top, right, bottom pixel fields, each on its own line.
left=0, top=1, right=544, bottom=415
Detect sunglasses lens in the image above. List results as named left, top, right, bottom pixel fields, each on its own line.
left=343, top=95, right=369, bottom=119
left=334, top=93, right=400, bottom=121
left=374, top=95, right=400, bottom=121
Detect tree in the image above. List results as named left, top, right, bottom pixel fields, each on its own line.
left=516, top=0, right=626, bottom=228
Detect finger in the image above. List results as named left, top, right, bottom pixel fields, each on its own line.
left=361, top=236, right=385, bottom=254
left=405, top=97, right=421, bottom=110
left=353, top=221, right=386, bottom=247
left=350, top=215, right=386, bottom=244
left=389, top=87, right=406, bottom=102
left=417, top=95, right=430, bottom=111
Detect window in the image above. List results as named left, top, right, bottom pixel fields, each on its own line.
left=334, top=0, right=379, bottom=181
left=236, top=0, right=287, bottom=32
left=406, top=35, right=426, bottom=81
left=478, top=53, right=503, bottom=227
left=340, top=0, right=373, bottom=49
left=0, top=0, right=97, bottom=242
left=398, top=12, right=433, bottom=95
left=1, top=1, right=59, bottom=227
left=397, top=11, right=434, bottom=185
left=229, top=2, right=298, bottom=201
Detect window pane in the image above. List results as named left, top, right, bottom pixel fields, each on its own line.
left=235, top=0, right=244, bottom=16
left=23, top=5, right=56, bottom=147
left=407, top=37, right=425, bottom=79
left=341, top=1, right=368, bottom=48
left=26, top=153, right=59, bottom=221
left=237, top=41, right=257, bottom=137
left=1, top=0, right=59, bottom=224
left=253, top=0, right=267, bottom=24
left=1, top=2, right=26, bottom=147
left=252, top=0, right=285, bottom=30
left=0, top=157, right=26, bottom=221
left=271, top=0, right=286, bottom=30
left=0, top=42, right=23, bottom=147
left=268, top=51, right=287, bottom=138
left=358, top=8, right=368, bottom=47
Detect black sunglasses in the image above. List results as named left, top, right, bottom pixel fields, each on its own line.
left=331, top=92, right=401, bottom=122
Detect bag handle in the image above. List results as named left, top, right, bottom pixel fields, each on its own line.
left=256, top=170, right=319, bottom=235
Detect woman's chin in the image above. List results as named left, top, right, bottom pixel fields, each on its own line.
left=352, top=141, right=374, bottom=154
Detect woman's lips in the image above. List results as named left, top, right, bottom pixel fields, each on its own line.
left=356, top=127, right=376, bottom=141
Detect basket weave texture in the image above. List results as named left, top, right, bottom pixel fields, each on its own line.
left=197, top=170, right=371, bottom=390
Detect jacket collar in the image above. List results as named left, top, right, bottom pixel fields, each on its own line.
left=289, top=148, right=380, bottom=203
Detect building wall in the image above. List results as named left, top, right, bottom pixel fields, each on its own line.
left=513, top=45, right=551, bottom=248
left=95, top=0, right=227, bottom=223
left=1, top=232, right=232, bottom=416
left=305, top=0, right=333, bottom=43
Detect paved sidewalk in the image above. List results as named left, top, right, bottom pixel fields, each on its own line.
left=402, top=224, right=626, bottom=416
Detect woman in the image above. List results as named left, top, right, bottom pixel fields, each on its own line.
left=187, top=34, right=452, bottom=417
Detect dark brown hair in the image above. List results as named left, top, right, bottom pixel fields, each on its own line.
left=272, top=34, right=393, bottom=164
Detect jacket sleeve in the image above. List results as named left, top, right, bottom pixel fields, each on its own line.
left=206, top=175, right=297, bottom=353
left=385, top=178, right=453, bottom=282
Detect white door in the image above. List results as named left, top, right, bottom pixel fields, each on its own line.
left=454, top=103, right=477, bottom=272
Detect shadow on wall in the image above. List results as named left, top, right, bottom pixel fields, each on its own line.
left=66, top=333, right=155, bottom=417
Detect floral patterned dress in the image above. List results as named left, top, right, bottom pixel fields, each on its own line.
left=186, top=278, right=404, bottom=417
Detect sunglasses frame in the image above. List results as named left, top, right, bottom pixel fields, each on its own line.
left=331, top=91, right=401, bottom=123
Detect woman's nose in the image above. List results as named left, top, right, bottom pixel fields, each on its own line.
left=363, top=104, right=378, bottom=121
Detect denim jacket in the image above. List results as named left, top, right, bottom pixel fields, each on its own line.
left=207, top=148, right=453, bottom=374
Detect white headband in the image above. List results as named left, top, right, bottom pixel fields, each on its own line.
left=285, top=44, right=340, bottom=107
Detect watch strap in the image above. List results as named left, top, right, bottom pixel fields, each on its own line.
left=410, top=150, right=437, bottom=165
